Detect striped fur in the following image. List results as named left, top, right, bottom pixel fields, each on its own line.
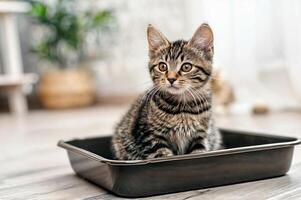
left=112, top=24, right=222, bottom=160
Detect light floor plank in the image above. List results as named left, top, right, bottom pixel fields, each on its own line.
left=0, top=106, right=300, bottom=199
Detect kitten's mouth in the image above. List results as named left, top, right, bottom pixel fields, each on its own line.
left=166, top=85, right=183, bottom=94
left=169, top=85, right=179, bottom=89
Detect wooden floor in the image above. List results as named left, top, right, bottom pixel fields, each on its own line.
left=0, top=106, right=301, bottom=200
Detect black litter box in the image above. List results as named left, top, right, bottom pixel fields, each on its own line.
left=58, top=129, right=301, bottom=197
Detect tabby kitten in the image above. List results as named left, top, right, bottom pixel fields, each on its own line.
left=112, top=23, right=222, bottom=160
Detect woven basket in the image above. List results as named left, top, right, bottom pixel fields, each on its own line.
left=38, top=69, right=95, bottom=109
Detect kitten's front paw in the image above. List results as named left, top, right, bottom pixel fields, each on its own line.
left=147, top=148, right=174, bottom=159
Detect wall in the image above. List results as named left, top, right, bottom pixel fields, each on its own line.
left=1, top=0, right=300, bottom=110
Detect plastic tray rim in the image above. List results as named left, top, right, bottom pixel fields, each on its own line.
left=58, top=129, right=301, bottom=166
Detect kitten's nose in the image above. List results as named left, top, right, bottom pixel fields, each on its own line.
left=167, top=78, right=177, bottom=84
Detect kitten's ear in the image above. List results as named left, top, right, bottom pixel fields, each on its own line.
left=147, top=24, right=169, bottom=53
left=187, top=23, right=214, bottom=51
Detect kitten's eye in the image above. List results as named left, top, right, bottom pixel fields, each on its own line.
left=181, top=63, right=193, bottom=72
left=158, top=62, right=168, bottom=72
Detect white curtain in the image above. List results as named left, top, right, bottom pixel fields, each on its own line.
left=185, top=0, right=301, bottom=110
left=94, top=0, right=301, bottom=110
left=282, top=0, right=301, bottom=102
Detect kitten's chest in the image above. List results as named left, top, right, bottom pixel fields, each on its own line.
left=147, top=106, right=210, bottom=154
left=167, top=113, right=208, bottom=130
left=167, top=114, right=208, bottom=154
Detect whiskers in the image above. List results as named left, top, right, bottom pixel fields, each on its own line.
left=177, top=84, right=211, bottom=113
left=140, top=85, right=163, bottom=105
left=138, top=81, right=211, bottom=114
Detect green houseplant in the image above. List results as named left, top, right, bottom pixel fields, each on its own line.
left=29, top=0, right=113, bottom=109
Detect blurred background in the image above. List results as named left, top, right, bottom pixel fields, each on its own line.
left=1, top=1, right=301, bottom=199
left=1, top=0, right=301, bottom=114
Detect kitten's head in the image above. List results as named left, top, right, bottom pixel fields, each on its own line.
left=147, top=23, right=214, bottom=95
